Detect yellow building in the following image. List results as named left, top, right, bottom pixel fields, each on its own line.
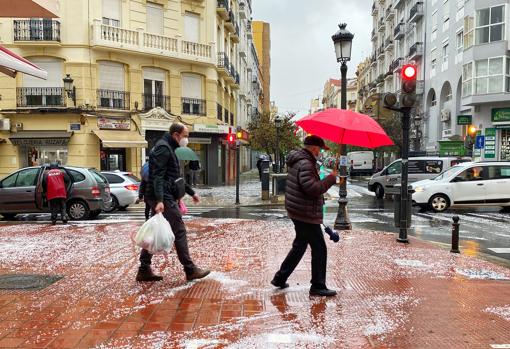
left=0, top=0, right=253, bottom=185
left=252, top=21, right=270, bottom=114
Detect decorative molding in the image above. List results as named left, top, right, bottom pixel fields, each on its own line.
left=139, top=107, right=174, bottom=120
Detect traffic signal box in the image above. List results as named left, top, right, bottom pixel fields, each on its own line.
left=382, top=63, right=418, bottom=111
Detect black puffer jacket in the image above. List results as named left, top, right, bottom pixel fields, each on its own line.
left=285, top=149, right=336, bottom=224
left=145, top=133, right=195, bottom=202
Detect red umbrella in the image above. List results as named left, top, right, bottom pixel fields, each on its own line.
left=296, top=108, right=394, bottom=148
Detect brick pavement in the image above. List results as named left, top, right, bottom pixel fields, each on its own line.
left=0, top=219, right=509, bottom=348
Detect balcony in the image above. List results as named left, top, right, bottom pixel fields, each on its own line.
left=182, top=97, right=206, bottom=116
left=91, top=20, right=213, bottom=65
left=97, top=89, right=130, bottom=110
left=142, top=94, right=170, bottom=111
left=17, top=87, right=65, bottom=108
left=239, top=1, right=247, bottom=19
left=389, top=57, right=404, bottom=72
left=231, top=21, right=240, bottom=43
left=385, top=7, right=394, bottom=21
left=409, top=2, right=424, bottom=23
left=217, top=52, right=231, bottom=77
left=230, top=66, right=240, bottom=89
left=384, top=37, right=393, bottom=50
left=13, top=19, right=60, bottom=43
left=394, top=0, right=404, bottom=8
left=217, top=0, right=230, bottom=20
left=378, top=18, right=386, bottom=32
left=377, top=45, right=385, bottom=58
left=225, top=11, right=236, bottom=33
left=408, top=42, right=424, bottom=59
left=394, top=22, right=405, bottom=40
left=372, top=2, right=378, bottom=16
left=247, top=21, right=253, bottom=39
left=371, top=29, right=376, bottom=41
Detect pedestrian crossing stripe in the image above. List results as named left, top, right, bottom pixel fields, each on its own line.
left=488, top=248, right=510, bottom=254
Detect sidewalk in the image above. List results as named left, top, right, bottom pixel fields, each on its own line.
left=0, top=219, right=509, bottom=348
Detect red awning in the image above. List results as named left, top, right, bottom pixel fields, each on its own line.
left=0, top=46, right=47, bottom=80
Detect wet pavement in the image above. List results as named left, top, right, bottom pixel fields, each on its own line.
left=0, top=218, right=509, bottom=348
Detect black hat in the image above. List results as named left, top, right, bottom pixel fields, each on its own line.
left=304, top=135, right=330, bottom=150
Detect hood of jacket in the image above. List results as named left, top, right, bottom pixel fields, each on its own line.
left=286, top=148, right=316, bottom=167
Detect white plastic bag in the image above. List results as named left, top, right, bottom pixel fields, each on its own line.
left=133, top=213, right=175, bottom=254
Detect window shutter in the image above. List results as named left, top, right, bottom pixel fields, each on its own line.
left=23, top=58, right=62, bottom=87
left=182, top=73, right=202, bottom=99
left=102, top=0, right=120, bottom=21
left=147, top=3, right=164, bottom=34
left=143, top=67, right=165, bottom=82
left=184, top=12, right=200, bottom=42
left=99, top=62, right=124, bottom=91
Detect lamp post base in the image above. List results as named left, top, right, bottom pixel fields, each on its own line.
left=334, top=199, right=352, bottom=231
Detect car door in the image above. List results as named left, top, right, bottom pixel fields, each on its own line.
left=485, top=165, right=510, bottom=204
left=0, top=168, right=41, bottom=212
left=383, top=160, right=402, bottom=192
left=0, top=172, right=19, bottom=211
left=450, top=165, right=487, bottom=204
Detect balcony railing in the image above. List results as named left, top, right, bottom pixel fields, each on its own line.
left=182, top=97, right=206, bottom=116
left=394, top=22, right=405, bottom=39
left=17, top=87, right=65, bottom=107
left=97, top=89, right=130, bottom=110
left=13, top=19, right=60, bottom=42
left=385, top=37, right=393, bottom=48
left=409, top=42, right=424, bottom=58
left=409, top=2, right=424, bottom=22
left=142, top=94, right=170, bottom=111
left=217, top=0, right=230, bottom=12
left=389, top=57, right=404, bottom=72
left=91, top=20, right=213, bottom=64
left=218, top=52, right=230, bottom=70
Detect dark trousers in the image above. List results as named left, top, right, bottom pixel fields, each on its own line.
left=49, top=198, right=66, bottom=222
left=273, top=219, right=327, bottom=288
left=144, top=202, right=151, bottom=221
left=139, top=199, right=195, bottom=274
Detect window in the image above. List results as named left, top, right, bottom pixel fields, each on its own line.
left=103, top=173, right=124, bottom=184
left=143, top=68, right=166, bottom=110
left=475, top=5, right=505, bottom=44
left=146, top=3, right=164, bottom=34
left=102, top=0, right=120, bottom=27
left=442, top=42, right=449, bottom=63
left=98, top=62, right=125, bottom=108
left=21, top=58, right=64, bottom=107
left=456, top=30, right=463, bottom=53
left=432, top=59, right=437, bottom=71
left=431, top=91, right=437, bottom=106
left=432, top=10, right=438, bottom=30
left=475, top=57, right=504, bottom=94
left=386, top=161, right=402, bottom=175
left=443, top=17, right=450, bottom=32
left=184, top=12, right=200, bottom=42
left=89, top=169, right=107, bottom=184
left=462, top=62, right=473, bottom=96
left=463, top=16, right=474, bottom=49
left=455, top=166, right=485, bottom=181
left=181, top=73, right=205, bottom=115
left=15, top=168, right=39, bottom=187
left=1, top=173, right=18, bottom=188
left=487, top=166, right=510, bottom=180
left=68, top=170, right=85, bottom=183
left=409, top=160, right=443, bottom=174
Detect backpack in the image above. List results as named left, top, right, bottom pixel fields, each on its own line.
left=141, top=162, right=150, bottom=182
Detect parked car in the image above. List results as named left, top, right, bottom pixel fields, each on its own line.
left=368, top=156, right=472, bottom=199
left=101, top=171, right=140, bottom=212
left=348, top=151, right=375, bottom=176
left=411, top=161, right=510, bottom=212
left=0, top=166, right=111, bottom=220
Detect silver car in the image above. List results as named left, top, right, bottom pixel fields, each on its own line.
left=0, top=166, right=112, bottom=221
left=101, top=171, right=140, bottom=212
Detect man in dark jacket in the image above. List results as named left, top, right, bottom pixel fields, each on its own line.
left=271, top=135, right=338, bottom=297
left=137, top=122, right=210, bottom=282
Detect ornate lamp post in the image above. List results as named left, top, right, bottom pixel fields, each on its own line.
left=332, top=23, right=354, bottom=230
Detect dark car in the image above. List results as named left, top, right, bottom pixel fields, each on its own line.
left=0, top=165, right=112, bottom=220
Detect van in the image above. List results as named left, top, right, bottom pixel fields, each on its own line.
left=367, top=157, right=471, bottom=198
left=347, top=151, right=375, bottom=176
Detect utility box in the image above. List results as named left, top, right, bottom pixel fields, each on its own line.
left=271, top=173, right=287, bottom=203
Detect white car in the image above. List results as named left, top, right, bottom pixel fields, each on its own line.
left=101, top=171, right=140, bottom=212
left=411, top=162, right=510, bottom=212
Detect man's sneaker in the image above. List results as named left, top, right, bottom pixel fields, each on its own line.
left=186, top=267, right=210, bottom=281
left=271, top=279, right=289, bottom=289
left=62, top=215, right=69, bottom=224
left=309, top=287, right=337, bottom=297
left=136, top=269, right=163, bottom=282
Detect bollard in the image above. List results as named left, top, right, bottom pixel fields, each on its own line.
left=450, top=216, right=460, bottom=253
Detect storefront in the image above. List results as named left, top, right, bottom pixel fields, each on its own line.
left=491, top=108, right=510, bottom=161
left=8, top=130, right=73, bottom=167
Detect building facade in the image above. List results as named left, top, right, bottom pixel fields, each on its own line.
left=0, top=0, right=263, bottom=184
left=321, top=78, right=357, bottom=111
left=252, top=21, right=270, bottom=113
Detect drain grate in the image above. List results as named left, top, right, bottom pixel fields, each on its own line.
left=0, top=274, right=63, bottom=290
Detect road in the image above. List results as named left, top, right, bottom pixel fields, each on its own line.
left=2, top=178, right=509, bottom=262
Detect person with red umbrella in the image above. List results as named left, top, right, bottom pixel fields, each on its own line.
left=271, top=135, right=339, bottom=297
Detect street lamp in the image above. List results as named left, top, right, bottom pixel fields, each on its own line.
left=332, top=23, right=354, bottom=231
left=63, top=74, right=76, bottom=107
left=275, top=115, right=283, bottom=173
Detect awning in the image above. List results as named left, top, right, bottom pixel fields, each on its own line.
left=0, top=0, right=59, bottom=18
left=0, top=46, right=48, bottom=79
left=9, top=131, right=72, bottom=146
left=93, top=130, right=148, bottom=148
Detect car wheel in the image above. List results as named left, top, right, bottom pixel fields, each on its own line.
left=0, top=213, right=17, bottom=220
left=374, top=184, right=384, bottom=199
left=67, top=200, right=90, bottom=220
left=428, top=194, right=450, bottom=213
left=103, top=196, right=118, bottom=213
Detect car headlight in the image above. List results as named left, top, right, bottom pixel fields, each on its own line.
left=414, top=187, right=426, bottom=193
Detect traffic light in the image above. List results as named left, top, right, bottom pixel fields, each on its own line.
left=227, top=133, right=236, bottom=144
left=400, top=64, right=417, bottom=108
left=236, top=126, right=242, bottom=140
left=382, top=92, right=398, bottom=109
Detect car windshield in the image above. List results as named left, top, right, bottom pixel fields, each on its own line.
left=433, top=166, right=463, bottom=181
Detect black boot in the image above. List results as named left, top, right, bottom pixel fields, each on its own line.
left=271, top=278, right=289, bottom=289
left=186, top=267, right=210, bottom=281
left=309, top=287, right=337, bottom=297
left=136, top=269, right=163, bottom=282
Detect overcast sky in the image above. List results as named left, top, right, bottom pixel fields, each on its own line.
left=252, top=0, right=372, bottom=117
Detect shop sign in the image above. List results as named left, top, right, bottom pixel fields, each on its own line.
left=13, top=138, right=70, bottom=147
left=97, top=117, right=131, bottom=130
left=484, top=128, right=497, bottom=159
left=193, top=124, right=230, bottom=134
left=438, top=141, right=465, bottom=157
left=69, top=123, right=81, bottom=131
left=189, top=137, right=212, bottom=145
left=457, top=115, right=472, bottom=125
left=491, top=108, right=510, bottom=123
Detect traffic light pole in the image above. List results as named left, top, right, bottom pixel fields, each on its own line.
left=398, top=107, right=411, bottom=243
left=235, top=141, right=240, bottom=205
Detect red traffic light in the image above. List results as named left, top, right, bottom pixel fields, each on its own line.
left=402, top=64, right=417, bottom=80
left=227, top=134, right=236, bottom=143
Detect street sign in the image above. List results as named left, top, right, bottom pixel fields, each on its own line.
left=475, top=135, right=485, bottom=149
left=339, top=156, right=348, bottom=167
left=484, top=128, right=497, bottom=158
left=457, top=115, right=472, bottom=125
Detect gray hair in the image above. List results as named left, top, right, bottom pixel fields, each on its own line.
left=169, top=122, right=185, bottom=136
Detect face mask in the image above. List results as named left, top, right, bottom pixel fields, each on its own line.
left=179, top=137, right=189, bottom=148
